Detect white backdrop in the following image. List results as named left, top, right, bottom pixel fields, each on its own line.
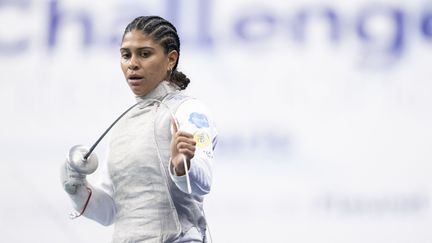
left=1, top=0, right=432, bottom=242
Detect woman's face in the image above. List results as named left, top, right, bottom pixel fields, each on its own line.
left=120, top=30, right=177, bottom=96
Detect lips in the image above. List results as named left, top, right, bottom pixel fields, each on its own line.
left=127, top=74, right=144, bottom=85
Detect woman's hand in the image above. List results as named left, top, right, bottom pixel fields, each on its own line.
left=170, top=119, right=196, bottom=176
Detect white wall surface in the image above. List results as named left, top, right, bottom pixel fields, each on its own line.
left=0, top=0, right=431, bottom=242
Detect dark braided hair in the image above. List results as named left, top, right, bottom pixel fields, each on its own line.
left=122, top=16, right=190, bottom=90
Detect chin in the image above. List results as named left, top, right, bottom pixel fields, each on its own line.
left=132, top=91, right=145, bottom=96
left=131, top=88, right=148, bottom=96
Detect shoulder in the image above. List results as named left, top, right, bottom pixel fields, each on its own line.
left=165, top=91, right=213, bottom=120
left=174, top=97, right=217, bottom=136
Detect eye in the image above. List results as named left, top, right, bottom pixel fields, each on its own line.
left=140, top=51, right=151, bottom=58
left=121, top=52, right=131, bottom=59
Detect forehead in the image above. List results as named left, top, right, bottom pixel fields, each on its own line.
left=121, top=30, right=161, bottom=50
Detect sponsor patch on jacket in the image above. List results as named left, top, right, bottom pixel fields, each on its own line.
left=188, top=112, right=209, bottom=128
left=194, top=131, right=211, bottom=149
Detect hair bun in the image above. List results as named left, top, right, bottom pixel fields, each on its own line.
left=171, top=70, right=190, bottom=90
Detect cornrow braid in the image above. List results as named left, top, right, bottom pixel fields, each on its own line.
left=123, top=16, right=190, bottom=90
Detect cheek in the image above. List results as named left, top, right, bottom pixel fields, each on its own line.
left=120, top=61, right=128, bottom=77
left=147, top=59, right=168, bottom=78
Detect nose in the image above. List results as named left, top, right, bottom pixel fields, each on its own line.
left=128, top=55, right=139, bottom=70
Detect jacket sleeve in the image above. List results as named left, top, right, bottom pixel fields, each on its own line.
left=168, top=99, right=218, bottom=196
left=67, top=158, right=117, bottom=226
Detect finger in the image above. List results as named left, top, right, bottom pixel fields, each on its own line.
left=176, top=142, right=196, bottom=152
left=178, top=148, right=195, bottom=159
left=176, top=147, right=196, bottom=159
left=175, top=131, right=194, bottom=139
left=175, top=136, right=197, bottom=146
left=175, top=140, right=196, bottom=151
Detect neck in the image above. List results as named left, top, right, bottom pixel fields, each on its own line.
left=135, top=81, right=178, bottom=103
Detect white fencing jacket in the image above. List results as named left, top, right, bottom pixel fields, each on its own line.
left=66, top=81, right=217, bottom=242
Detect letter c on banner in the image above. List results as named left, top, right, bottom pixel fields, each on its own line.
left=0, top=0, right=30, bottom=54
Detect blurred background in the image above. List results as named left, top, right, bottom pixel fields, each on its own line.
left=1, top=0, right=432, bottom=242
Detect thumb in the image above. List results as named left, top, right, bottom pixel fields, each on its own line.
left=171, top=117, right=179, bottom=135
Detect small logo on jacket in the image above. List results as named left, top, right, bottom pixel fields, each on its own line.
left=188, top=112, right=209, bottom=128
left=194, top=131, right=211, bottom=149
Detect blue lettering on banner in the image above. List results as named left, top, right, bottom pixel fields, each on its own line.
left=0, top=0, right=432, bottom=67
left=48, top=0, right=93, bottom=48
left=421, top=10, right=432, bottom=40
left=188, top=112, right=209, bottom=128
left=217, top=132, right=291, bottom=160
left=320, top=193, right=429, bottom=215
left=234, top=10, right=276, bottom=41
left=356, top=6, right=405, bottom=58
left=0, top=0, right=30, bottom=54
left=291, top=6, right=341, bottom=43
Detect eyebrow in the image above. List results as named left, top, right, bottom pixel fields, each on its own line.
left=120, top=46, right=155, bottom=52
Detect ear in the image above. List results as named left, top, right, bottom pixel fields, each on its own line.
left=167, top=50, right=179, bottom=70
